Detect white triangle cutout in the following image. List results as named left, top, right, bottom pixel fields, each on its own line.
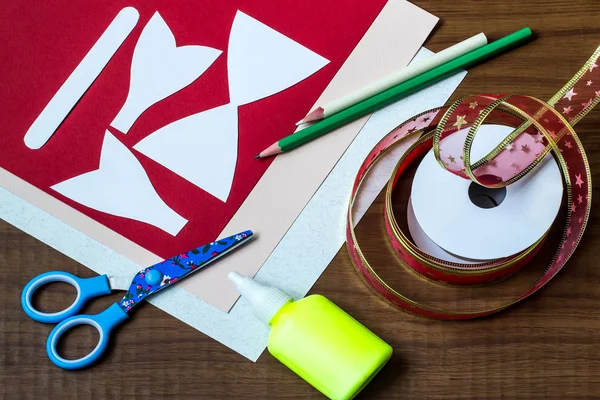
left=227, top=10, right=330, bottom=106
left=134, top=104, right=238, bottom=202
left=111, top=12, right=222, bottom=133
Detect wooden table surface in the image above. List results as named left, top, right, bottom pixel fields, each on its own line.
left=2, top=1, right=600, bottom=399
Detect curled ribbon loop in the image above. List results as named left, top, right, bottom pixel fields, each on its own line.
left=346, top=46, right=599, bottom=320
left=434, top=94, right=568, bottom=189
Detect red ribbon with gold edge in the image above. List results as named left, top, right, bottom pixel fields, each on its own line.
left=346, top=46, right=599, bottom=320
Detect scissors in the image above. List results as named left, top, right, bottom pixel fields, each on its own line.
left=22, top=230, right=253, bottom=370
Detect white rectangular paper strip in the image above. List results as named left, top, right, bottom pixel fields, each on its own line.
left=24, top=7, right=139, bottom=150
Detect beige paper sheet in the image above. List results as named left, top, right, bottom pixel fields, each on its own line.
left=0, top=0, right=438, bottom=312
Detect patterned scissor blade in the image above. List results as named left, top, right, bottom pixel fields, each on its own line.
left=118, top=230, right=253, bottom=312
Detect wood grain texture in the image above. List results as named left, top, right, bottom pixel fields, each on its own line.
left=2, top=1, right=600, bottom=398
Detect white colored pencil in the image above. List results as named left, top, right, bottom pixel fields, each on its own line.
left=296, top=32, right=488, bottom=125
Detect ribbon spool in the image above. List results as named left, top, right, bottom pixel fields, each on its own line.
left=347, top=46, right=599, bottom=320
left=407, top=124, right=563, bottom=269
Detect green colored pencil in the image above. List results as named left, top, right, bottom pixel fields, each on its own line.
left=255, top=27, right=533, bottom=159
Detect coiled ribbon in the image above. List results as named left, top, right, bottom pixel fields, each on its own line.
left=347, top=46, right=599, bottom=320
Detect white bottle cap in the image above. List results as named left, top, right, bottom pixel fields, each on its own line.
left=228, top=272, right=292, bottom=325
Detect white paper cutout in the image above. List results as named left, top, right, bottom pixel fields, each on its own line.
left=134, top=104, right=238, bottom=202
left=228, top=11, right=330, bottom=105
left=24, top=7, right=139, bottom=150
left=110, top=12, right=222, bottom=133
left=134, top=11, right=329, bottom=202
left=52, top=131, right=188, bottom=235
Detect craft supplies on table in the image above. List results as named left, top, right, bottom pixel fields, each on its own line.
left=2, top=46, right=467, bottom=361
left=1, top=1, right=455, bottom=361
left=21, top=231, right=253, bottom=369
left=4, top=0, right=472, bottom=365
left=229, top=272, right=392, bottom=400
left=256, top=27, right=533, bottom=158
left=346, top=46, right=599, bottom=318
left=0, top=0, right=438, bottom=316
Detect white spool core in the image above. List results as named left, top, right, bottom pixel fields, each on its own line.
left=410, top=125, right=563, bottom=260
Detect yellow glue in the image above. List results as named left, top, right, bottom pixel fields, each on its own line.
left=229, top=272, right=392, bottom=400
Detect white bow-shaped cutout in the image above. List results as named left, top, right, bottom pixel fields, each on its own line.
left=134, top=11, right=330, bottom=202
left=52, top=131, right=188, bottom=235
left=111, top=12, right=222, bottom=133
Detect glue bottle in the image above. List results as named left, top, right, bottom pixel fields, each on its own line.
left=228, top=272, right=393, bottom=400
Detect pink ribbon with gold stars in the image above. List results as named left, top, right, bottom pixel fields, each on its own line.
left=346, top=46, right=599, bottom=320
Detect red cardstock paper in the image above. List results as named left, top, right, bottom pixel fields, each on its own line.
left=0, top=0, right=386, bottom=258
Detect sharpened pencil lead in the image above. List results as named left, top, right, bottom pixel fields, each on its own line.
left=254, top=154, right=261, bottom=159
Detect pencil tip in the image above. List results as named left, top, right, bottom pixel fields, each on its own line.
left=295, top=120, right=305, bottom=126
left=254, top=154, right=261, bottom=159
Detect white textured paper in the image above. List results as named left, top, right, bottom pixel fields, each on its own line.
left=0, top=48, right=466, bottom=361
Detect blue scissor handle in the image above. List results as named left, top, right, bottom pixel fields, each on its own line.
left=47, top=302, right=129, bottom=370
left=22, top=271, right=112, bottom=324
